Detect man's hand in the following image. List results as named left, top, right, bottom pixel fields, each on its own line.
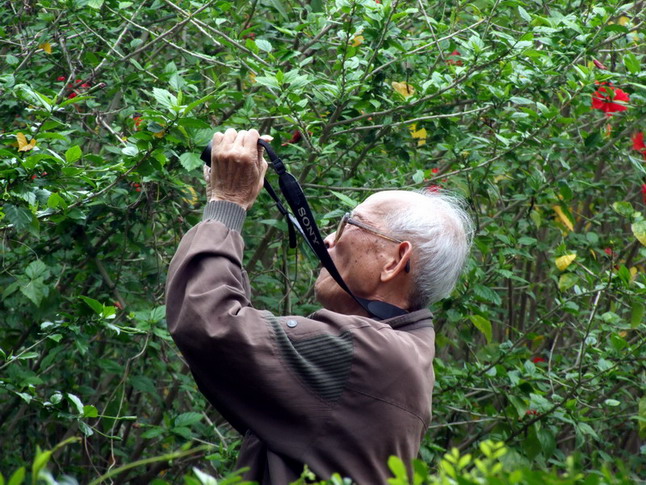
left=203, top=128, right=271, bottom=210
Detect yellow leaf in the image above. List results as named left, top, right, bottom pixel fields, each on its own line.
left=618, top=16, right=630, bottom=26
left=552, top=205, right=574, bottom=232
left=17, top=132, right=37, bottom=152
left=38, top=42, right=52, bottom=54
left=555, top=253, right=577, bottom=271
left=180, top=186, right=199, bottom=206
left=351, top=35, right=364, bottom=47
left=153, top=130, right=165, bottom=139
left=392, top=81, right=415, bottom=98
left=249, top=72, right=256, bottom=84
left=631, top=221, right=646, bottom=246
left=409, top=124, right=427, bottom=146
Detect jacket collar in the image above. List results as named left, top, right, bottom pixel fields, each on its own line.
left=385, top=308, right=433, bottom=330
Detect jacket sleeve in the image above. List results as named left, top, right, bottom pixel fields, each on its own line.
left=165, top=201, right=335, bottom=452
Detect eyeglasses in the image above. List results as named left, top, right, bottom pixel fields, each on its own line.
left=335, top=212, right=403, bottom=244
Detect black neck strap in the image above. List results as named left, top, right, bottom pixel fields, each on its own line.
left=201, top=139, right=408, bottom=320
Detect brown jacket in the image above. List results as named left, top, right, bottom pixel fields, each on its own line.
left=166, top=201, right=436, bottom=485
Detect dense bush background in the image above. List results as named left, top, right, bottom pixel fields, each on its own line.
left=1, top=0, right=644, bottom=483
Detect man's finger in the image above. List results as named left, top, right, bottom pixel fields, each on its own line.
left=221, top=128, right=237, bottom=146
left=235, top=130, right=248, bottom=148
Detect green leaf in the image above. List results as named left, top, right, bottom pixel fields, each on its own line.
left=32, top=449, right=53, bottom=481
left=255, top=39, right=273, bottom=53
left=47, top=192, right=66, bottom=210
left=518, top=6, right=531, bottom=22
left=87, top=0, right=104, bottom=8
left=151, top=87, right=178, bottom=111
left=330, top=190, right=359, bottom=209
left=509, top=96, right=533, bottom=104
left=20, top=278, right=48, bottom=306
left=4, top=204, right=33, bottom=231
left=473, top=284, right=502, bottom=305
left=179, top=152, right=204, bottom=171
left=78, top=421, right=94, bottom=436
left=7, top=467, right=25, bottom=485
left=83, top=405, right=99, bottom=418
left=65, top=145, right=82, bottom=163
left=141, top=427, right=166, bottom=439
left=266, top=0, right=288, bottom=20
left=67, top=393, right=84, bottom=414
left=469, top=315, right=492, bottom=343
left=6, top=54, right=19, bottom=65
left=80, top=295, right=104, bottom=314
left=623, top=52, right=640, bottom=74
left=25, top=260, right=49, bottom=279
left=183, top=95, right=215, bottom=116
left=387, top=455, right=408, bottom=481
left=612, top=201, right=634, bottom=217
left=175, top=412, right=203, bottom=427
left=122, top=145, right=138, bottom=156
left=631, top=220, right=646, bottom=246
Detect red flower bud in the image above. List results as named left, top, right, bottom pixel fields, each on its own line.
left=532, top=356, right=546, bottom=364
left=447, top=50, right=463, bottom=66
left=593, top=59, right=607, bottom=70
left=67, top=92, right=77, bottom=99
left=604, top=247, right=613, bottom=256
left=57, top=76, right=66, bottom=81
left=282, top=130, right=303, bottom=146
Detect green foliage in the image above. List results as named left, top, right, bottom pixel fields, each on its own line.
left=1, top=0, right=644, bottom=482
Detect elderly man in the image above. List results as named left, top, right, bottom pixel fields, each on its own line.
left=166, top=128, right=473, bottom=484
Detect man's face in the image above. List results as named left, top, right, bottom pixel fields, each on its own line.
left=314, top=192, right=409, bottom=314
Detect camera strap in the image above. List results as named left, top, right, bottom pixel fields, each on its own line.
left=201, top=139, right=408, bottom=320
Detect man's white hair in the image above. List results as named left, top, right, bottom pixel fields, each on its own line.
left=385, top=189, right=474, bottom=310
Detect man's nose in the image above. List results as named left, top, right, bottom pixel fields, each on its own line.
left=323, top=232, right=336, bottom=249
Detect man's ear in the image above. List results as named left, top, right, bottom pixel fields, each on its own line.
left=381, top=241, right=412, bottom=283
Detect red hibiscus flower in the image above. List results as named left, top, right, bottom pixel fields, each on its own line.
left=591, top=82, right=629, bottom=116
left=632, top=132, right=646, bottom=160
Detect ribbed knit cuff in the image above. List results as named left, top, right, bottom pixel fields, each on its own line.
left=202, top=201, right=246, bottom=232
